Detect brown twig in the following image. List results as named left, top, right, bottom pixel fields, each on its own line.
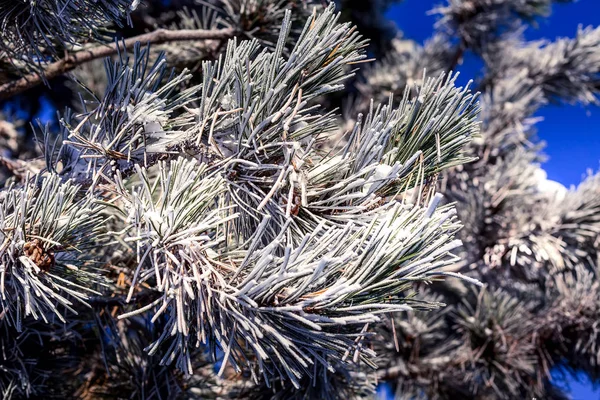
left=0, top=27, right=236, bottom=100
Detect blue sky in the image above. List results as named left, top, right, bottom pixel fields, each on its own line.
left=387, top=0, right=600, bottom=188
left=387, top=1, right=600, bottom=398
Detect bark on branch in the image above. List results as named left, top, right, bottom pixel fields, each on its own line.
left=0, top=27, right=236, bottom=100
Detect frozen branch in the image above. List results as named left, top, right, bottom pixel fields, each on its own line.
left=0, top=27, right=236, bottom=100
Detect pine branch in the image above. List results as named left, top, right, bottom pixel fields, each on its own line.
left=357, top=35, right=459, bottom=109
left=432, top=0, right=574, bottom=51
left=90, top=7, right=481, bottom=386
left=0, top=27, right=236, bottom=100
left=0, top=174, right=108, bottom=329
left=0, top=0, right=134, bottom=65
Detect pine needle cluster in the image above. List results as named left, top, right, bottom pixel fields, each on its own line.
left=0, top=0, right=598, bottom=399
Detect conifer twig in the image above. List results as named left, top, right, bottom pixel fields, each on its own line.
left=0, top=27, right=236, bottom=100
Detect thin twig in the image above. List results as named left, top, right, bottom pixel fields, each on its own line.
left=0, top=27, right=236, bottom=100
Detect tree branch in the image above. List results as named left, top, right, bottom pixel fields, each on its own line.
left=0, top=27, right=236, bottom=100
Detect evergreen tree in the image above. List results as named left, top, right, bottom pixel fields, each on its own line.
left=0, top=1, right=598, bottom=399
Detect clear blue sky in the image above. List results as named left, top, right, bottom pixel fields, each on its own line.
left=387, top=0, right=600, bottom=188
left=386, top=1, right=600, bottom=398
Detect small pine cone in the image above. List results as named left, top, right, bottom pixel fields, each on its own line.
left=23, top=239, right=55, bottom=273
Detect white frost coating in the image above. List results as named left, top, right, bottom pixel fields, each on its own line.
left=307, top=155, right=345, bottom=180
left=126, top=93, right=168, bottom=134
left=363, top=163, right=397, bottom=194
